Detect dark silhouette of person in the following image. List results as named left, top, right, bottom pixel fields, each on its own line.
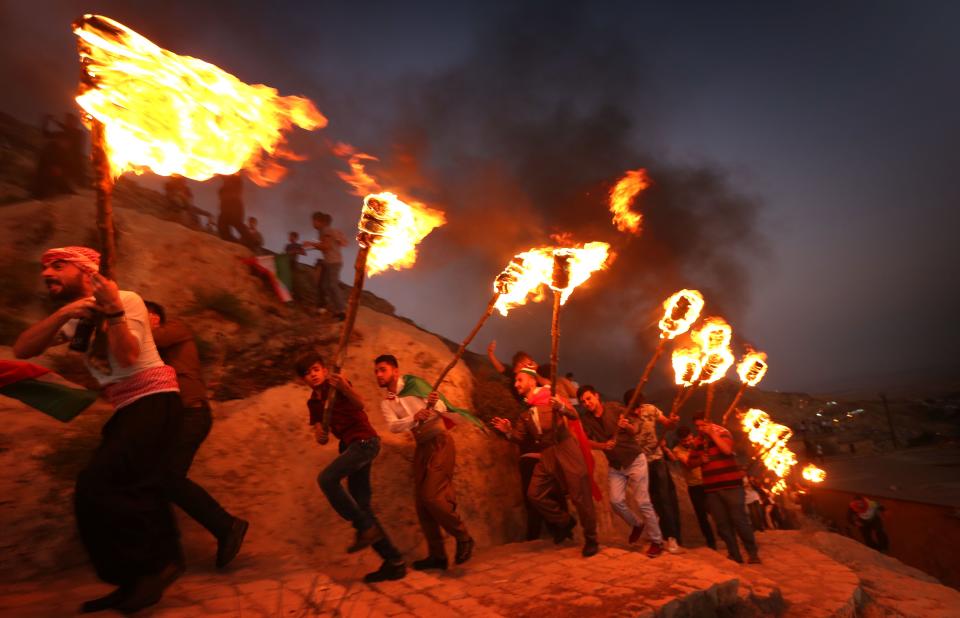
left=216, top=174, right=254, bottom=246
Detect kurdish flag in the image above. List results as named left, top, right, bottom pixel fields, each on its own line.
left=0, top=360, right=98, bottom=422
left=242, top=254, right=294, bottom=303
left=399, top=374, right=486, bottom=431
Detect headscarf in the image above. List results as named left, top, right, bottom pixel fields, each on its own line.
left=41, top=246, right=101, bottom=274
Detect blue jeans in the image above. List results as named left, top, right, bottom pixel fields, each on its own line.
left=318, top=437, right=401, bottom=562
left=608, top=454, right=663, bottom=544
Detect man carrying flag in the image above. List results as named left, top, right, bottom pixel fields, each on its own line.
left=373, top=354, right=475, bottom=570
left=14, top=246, right=185, bottom=613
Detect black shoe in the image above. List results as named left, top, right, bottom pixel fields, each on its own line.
left=553, top=517, right=576, bottom=544
left=115, top=562, right=184, bottom=613
left=582, top=541, right=600, bottom=557
left=217, top=518, right=249, bottom=568
left=347, top=524, right=385, bottom=554
left=80, top=586, right=131, bottom=613
left=364, top=560, right=407, bottom=583
left=412, top=556, right=448, bottom=571
left=454, top=536, right=475, bottom=565
left=728, top=553, right=744, bottom=564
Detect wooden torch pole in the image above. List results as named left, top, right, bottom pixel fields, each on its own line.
left=90, top=119, right=116, bottom=279
left=626, top=338, right=666, bottom=411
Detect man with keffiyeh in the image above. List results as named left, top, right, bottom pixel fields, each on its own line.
left=492, top=368, right=600, bottom=557
left=373, top=353, right=475, bottom=571
left=14, top=246, right=185, bottom=613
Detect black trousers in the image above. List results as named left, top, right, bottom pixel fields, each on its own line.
left=687, top=485, right=716, bottom=549
left=75, top=392, right=184, bottom=585
left=859, top=517, right=889, bottom=552
left=165, top=403, right=235, bottom=539
left=519, top=455, right=553, bottom=540
left=648, top=458, right=682, bottom=543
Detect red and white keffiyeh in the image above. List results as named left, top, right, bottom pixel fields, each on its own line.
left=102, top=365, right=179, bottom=410
left=41, top=246, right=101, bottom=274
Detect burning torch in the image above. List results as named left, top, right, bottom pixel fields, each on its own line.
left=321, top=192, right=445, bottom=432
left=669, top=345, right=702, bottom=415
left=721, top=350, right=768, bottom=425
left=425, top=258, right=526, bottom=400
left=72, top=14, right=326, bottom=276
left=625, top=289, right=704, bottom=411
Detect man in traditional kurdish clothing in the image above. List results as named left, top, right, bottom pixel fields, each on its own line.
left=14, top=247, right=185, bottom=613
left=492, top=368, right=600, bottom=557
left=296, top=351, right=406, bottom=583
left=145, top=301, right=248, bottom=569
left=692, top=411, right=761, bottom=564
left=374, top=354, right=475, bottom=570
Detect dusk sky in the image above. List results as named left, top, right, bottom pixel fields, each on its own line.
left=2, top=1, right=958, bottom=396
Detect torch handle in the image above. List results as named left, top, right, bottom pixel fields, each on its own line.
left=704, top=382, right=717, bottom=421
left=426, top=292, right=501, bottom=409
left=675, top=379, right=701, bottom=412
left=90, top=119, right=116, bottom=280
left=721, top=383, right=748, bottom=426
left=321, top=243, right=371, bottom=432
left=670, top=385, right=687, bottom=416
left=550, top=290, right=561, bottom=396
left=626, top=338, right=666, bottom=410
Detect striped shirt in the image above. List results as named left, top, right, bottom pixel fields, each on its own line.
left=697, top=424, right=743, bottom=493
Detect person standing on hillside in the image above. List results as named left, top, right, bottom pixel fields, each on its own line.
left=847, top=495, right=889, bottom=552
left=14, top=247, right=184, bottom=612
left=306, top=211, right=347, bottom=320
left=145, top=301, right=248, bottom=570
left=374, top=354, right=474, bottom=570
left=297, top=352, right=407, bottom=583
left=217, top=173, right=254, bottom=246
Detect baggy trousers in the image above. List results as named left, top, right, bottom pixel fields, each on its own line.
left=164, top=403, right=235, bottom=540
left=414, top=432, right=470, bottom=558
left=527, top=435, right=598, bottom=544
left=75, top=392, right=184, bottom=585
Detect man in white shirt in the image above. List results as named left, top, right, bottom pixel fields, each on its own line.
left=14, top=247, right=184, bottom=613
left=373, top=354, right=473, bottom=570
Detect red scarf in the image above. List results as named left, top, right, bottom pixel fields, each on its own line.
left=527, top=387, right=602, bottom=501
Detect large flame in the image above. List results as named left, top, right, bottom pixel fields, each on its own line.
left=737, top=350, right=769, bottom=386
left=493, top=242, right=612, bottom=316
left=608, top=168, right=649, bottom=233
left=658, top=289, right=705, bottom=339
left=801, top=463, right=826, bottom=483
left=672, top=346, right=703, bottom=387
left=358, top=192, right=446, bottom=276
left=770, top=479, right=788, bottom=495
left=698, top=348, right=735, bottom=384
left=73, top=15, right=326, bottom=184
left=742, top=408, right=798, bottom=479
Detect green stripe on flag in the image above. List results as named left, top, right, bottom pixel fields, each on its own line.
left=0, top=379, right=98, bottom=422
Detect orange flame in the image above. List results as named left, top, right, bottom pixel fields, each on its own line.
left=694, top=317, right=733, bottom=352
left=742, top=408, right=797, bottom=479
left=698, top=348, right=735, bottom=384
left=608, top=168, right=649, bottom=233
left=770, top=479, right=788, bottom=495
left=358, top=192, right=445, bottom=276
left=332, top=142, right=380, bottom=196
left=659, top=289, right=705, bottom=339
left=737, top=350, right=768, bottom=387
left=73, top=15, right=326, bottom=184
left=672, top=346, right=703, bottom=386
left=801, top=463, right=826, bottom=483
left=494, top=242, right=612, bottom=316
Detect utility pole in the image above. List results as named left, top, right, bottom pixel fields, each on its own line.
left=880, top=393, right=899, bottom=450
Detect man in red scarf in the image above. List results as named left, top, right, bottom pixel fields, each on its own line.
left=492, top=368, right=599, bottom=557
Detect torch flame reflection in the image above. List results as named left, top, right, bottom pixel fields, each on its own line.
left=73, top=14, right=326, bottom=184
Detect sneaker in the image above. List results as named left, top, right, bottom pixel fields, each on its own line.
left=665, top=537, right=686, bottom=554
left=454, top=536, right=475, bottom=565
left=645, top=542, right=664, bottom=558
left=628, top=524, right=645, bottom=544
left=553, top=517, right=576, bottom=544
left=347, top=525, right=384, bottom=554
left=364, top=560, right=407, bottom=583
left=412, top=556, right=448, bottom=571
left=582, top=540, right=600, bottom=557
left=747, top=554, right=762, bottom=564
left=216, top=518, right=249, bottom=568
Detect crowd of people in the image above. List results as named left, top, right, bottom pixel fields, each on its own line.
left=12, top=243, right=832, bottom=613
